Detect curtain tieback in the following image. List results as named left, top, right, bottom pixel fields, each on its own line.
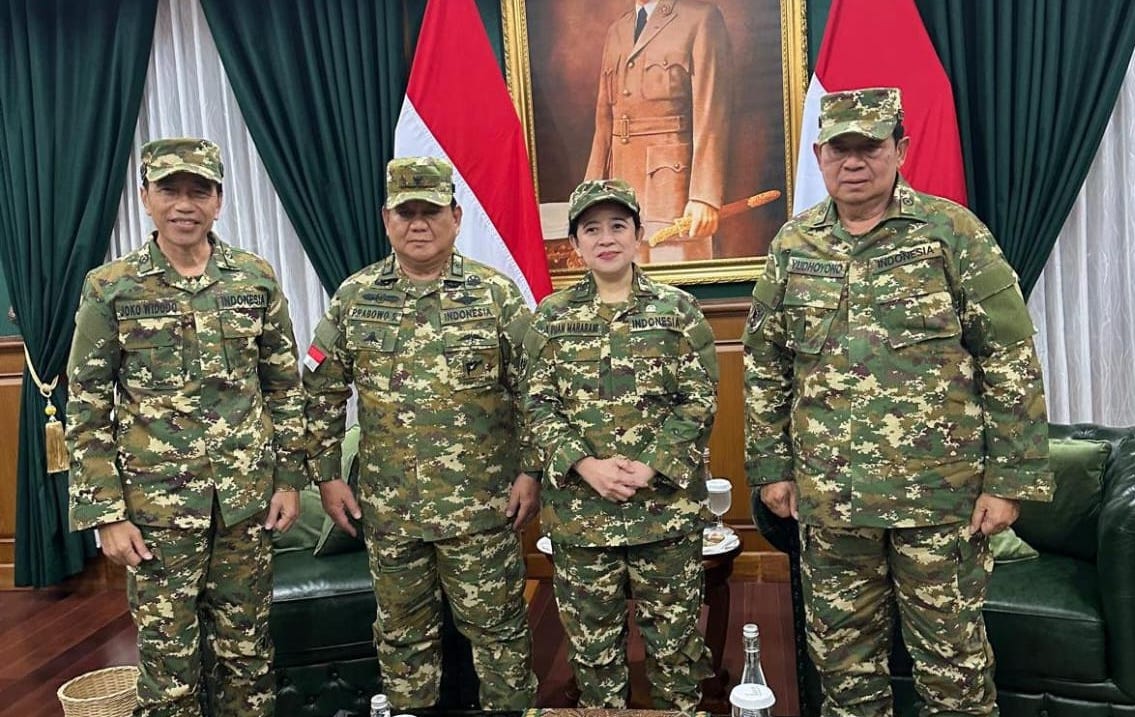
left=22, top=344, right=68, bottom=474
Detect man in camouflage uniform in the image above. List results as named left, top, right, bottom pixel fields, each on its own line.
left=743, top=88, right=1053, bottom=717
left=67, top=137, right=307, bottom=716
left=303, top=157, right=538, bottom=710
left=524, top=179, right=718, bottom=710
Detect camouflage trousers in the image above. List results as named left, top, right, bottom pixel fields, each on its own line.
left=128, top=505, right=274, bottom=717
left=552, top=531, right=713, bottom=711
left=800, top=522, right=996, bottom=717
left=365, top=525, right=536, bottom=710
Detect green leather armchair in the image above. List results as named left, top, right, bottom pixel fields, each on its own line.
left=755, top=423, right=1135, bottom=717
left=270, top=426, right=479, bottom=716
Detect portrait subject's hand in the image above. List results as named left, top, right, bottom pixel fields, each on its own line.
left=506, top=472, right=541, bottom=530
left=969, top=493, right=1020, bottom=537
left=98, top=520, right=153, bottom=567
left=760, top=481, right=799, bottom=520
left=683, top=200, right=719, bottom=238
left=264, top=489, right=300, bottom=533
left=318, top=479, right=363, bottom=538
left=576, top=456, right=650, bottom=503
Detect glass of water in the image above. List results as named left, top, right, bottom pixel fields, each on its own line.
left=705, top=478, right=734, bottom=542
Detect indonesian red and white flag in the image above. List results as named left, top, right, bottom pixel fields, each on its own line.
left=793, top=0, right=968, bottom=214
left=393, top=0, right=552, bottom=306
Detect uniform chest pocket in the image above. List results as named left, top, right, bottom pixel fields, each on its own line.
left=346, top=321, right=397, bottom=391
left=443, top=328, right=500, bottom=391
left=641, top=51, right=690, bottom=100
left=219, top=309, right=263, bottom=377
left=783, top=274, right=843, bottom=355
left=629, top=328, right=681, bottom=396
left=554, top=342, right=602, bottom=400
left=873, top=257, right=960, bottom=348
left=119, top=315, right=185, bottom=390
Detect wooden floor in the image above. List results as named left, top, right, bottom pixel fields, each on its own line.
left=0, top=580, right=797, bottom=717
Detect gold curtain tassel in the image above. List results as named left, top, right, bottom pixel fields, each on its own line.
left=44, top=413, right=69, bottom=474
left=23, top=343, right=68, bottom=474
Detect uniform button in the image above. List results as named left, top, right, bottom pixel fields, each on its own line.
left=329, top=669, right=339, bottom=679
left=628, top=60, right=635, bottom=68
left=662, top=59, right=669, bottom=66
left=622, top=89, right=631, bottom=96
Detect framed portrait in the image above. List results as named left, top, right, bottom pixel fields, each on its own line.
left=501, top=0, right=807, bottom=286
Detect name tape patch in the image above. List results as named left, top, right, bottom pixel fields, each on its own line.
left=629, top=315, right=678, bottom=331
left=871, top=243, right=941, bottom=273
left=115, top=300, right=180, bottom=320
left=217, top=293, right=267, bottom=310
left=787, top=257, right=847, bottom=278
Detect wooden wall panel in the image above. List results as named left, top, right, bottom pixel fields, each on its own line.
left=0, top=339, right=25, bottom=588
left=523, top=298, right=789, bottom=582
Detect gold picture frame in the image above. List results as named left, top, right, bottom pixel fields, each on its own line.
left=501, top=0, right=808, bottom=287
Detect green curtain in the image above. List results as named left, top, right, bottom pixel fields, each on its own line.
left=916, top=0, right=1135, bottom=297
left=200, top=0, right=407, bottom=294
left=0, top=0, right=158, bottom=587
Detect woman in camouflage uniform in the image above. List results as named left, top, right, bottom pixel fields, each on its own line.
left=523, top=179, right=719, bottom=710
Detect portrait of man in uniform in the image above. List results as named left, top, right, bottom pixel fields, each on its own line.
left=508, top=0, right=802, bottom=280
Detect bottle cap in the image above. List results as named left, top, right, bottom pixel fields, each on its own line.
left=371, top=694, right=389, bottom=708
left=743, top=623, right=759, bottom=639
left=730, top=683, right=776, bottom=710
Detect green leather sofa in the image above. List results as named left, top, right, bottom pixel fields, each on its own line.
left=270, top=427, right=479, bottom=716
left=755, top=423, right=1135, bottom=717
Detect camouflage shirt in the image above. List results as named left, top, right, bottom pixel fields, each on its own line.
left=742, top=179, right=1053, bottom=528
left=303, top=253, right=534, bottom=541
left=524, top=268, right=718, bottom=547
left=67, top=235, right=307, bottom=532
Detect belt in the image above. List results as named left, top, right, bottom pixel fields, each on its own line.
left=614, top=114, right=690, bottom=143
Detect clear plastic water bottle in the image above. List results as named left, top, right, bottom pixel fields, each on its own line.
left=370, top=694, right=391, bottom=717
left=739, top=622, right=769, bottom=687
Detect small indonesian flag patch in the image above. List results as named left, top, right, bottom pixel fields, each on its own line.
left=303, top=344, right=327, bottom=372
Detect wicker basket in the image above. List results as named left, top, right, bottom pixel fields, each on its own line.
left=57, top=665, right=139, bottom=717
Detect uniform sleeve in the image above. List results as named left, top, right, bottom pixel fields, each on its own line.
left=302, top=291, right=354, bottom=484
left=636, top=299, right=719, bottom=489
left=66, top=274, right=129, bottom=531
left=687, top=4, right=732, bottom=208
left=742, top=248, right=795, bottom=487
left=258, top=270, right=308, bottom=491
left=584, top=27, right=615, bottom=180
left=522, top=314, right=595, bottom=489
left=955, top=221, right=1053, bottom=502
left=498, top=280, right=540, bottom=476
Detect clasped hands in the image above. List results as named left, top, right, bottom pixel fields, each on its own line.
left=575, top=455, right=655, bottom=502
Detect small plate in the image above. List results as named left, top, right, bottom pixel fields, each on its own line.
left=702, top=532, right=741, bottom=556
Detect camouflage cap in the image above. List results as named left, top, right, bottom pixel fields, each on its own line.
left=385, top=156, right=455, bottom=209
left=140, top=137, right=224, bottom=184
left=568, top=178, right=640, bottom=223
left=817, top=87, right=903, bottom=144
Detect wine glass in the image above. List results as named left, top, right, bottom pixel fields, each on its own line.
left=705, top=478, right=734, bottom=543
